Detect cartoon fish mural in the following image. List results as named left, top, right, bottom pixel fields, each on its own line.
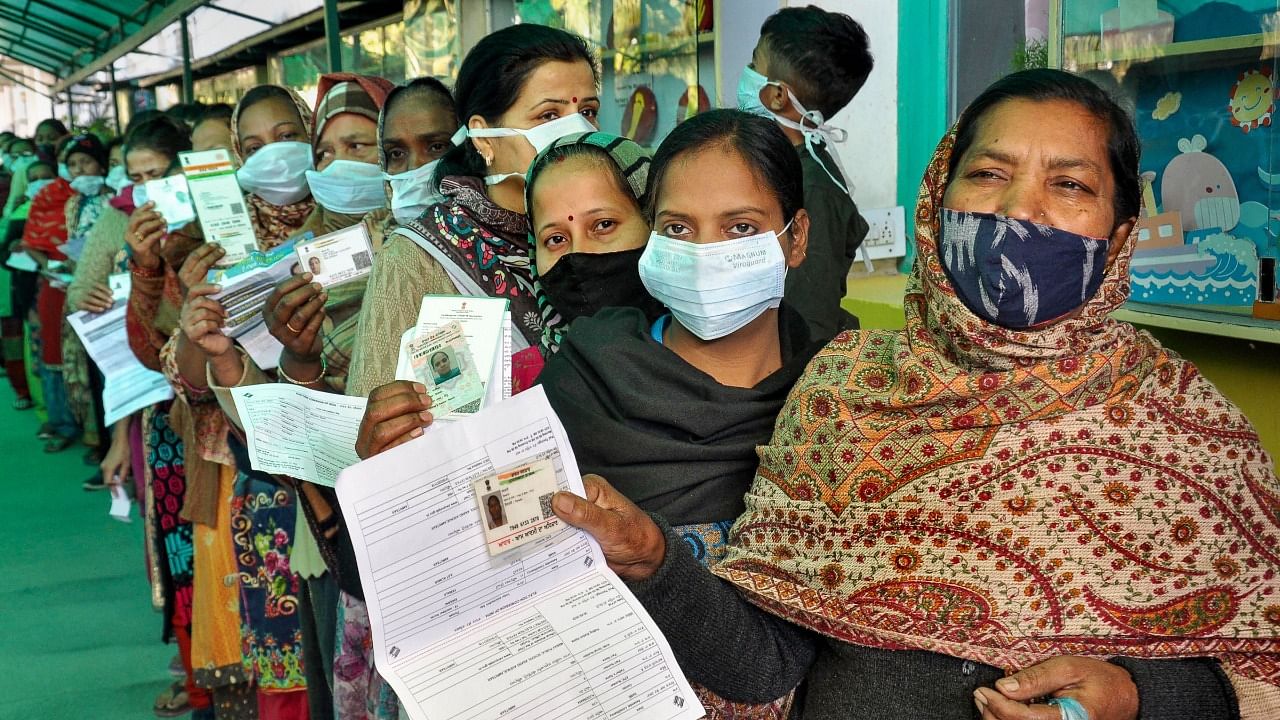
left=1229, top=67, right=1274, bottom=133
left=1160, top=135, right=1240, bottom=232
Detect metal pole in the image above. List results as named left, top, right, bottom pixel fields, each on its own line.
left=323, top=0, right=342, bottom=72
left=181, top=14, right=193, bottom=104
left=66, top=88, right=73, bottom=129
left=109, top=63, right=121, bottom=135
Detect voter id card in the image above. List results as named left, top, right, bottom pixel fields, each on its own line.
left=294, top=224, right=373, bottom=288
left=142, top=175, right=197, bottom=232
left=472, top=458, right=562, bottom=556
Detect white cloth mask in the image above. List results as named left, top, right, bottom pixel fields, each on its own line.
left=70, top=174, right=106, bottom=197
left=385, top=159, right=444, bottom=225
left=638, top=223, right=791, bottom=340
left=453, top=113, right=597, bottom=185
left=236, top=141, right=314, bottom=206
left=305, top=159, right=387, bottom=215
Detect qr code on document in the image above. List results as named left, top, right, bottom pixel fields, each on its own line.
left=353, top=251, right=372, bottom=270
left=538, top=493, right=554, bottom=519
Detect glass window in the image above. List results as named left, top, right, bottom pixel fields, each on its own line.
left=404, top=0, right=461, bottom=80
left=270, top=17, right=409, bottom=105
left=1056, top=0, right=1280, bottom=328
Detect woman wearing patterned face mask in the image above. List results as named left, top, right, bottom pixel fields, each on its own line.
left=553, top=69, right=1280, bottom=720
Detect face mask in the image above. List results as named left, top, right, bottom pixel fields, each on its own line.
left=25, top=178, right=53, bottom=200
left=58, top=162, right=72, bottom=181
left=305, top=159, right=387, bottom=215
left=70, top=174, right=106, bottom=196
left=454, top=113, right=597, bottom=185
left=235, top=141, right=313, bottom=206
left=738, top=66, right=853, bottom=195
left=386, top=159, right=444, bottom=225
left=539, top=247, right=666, bottom=324
left=105, top=165, right=130, bottom=192
left=638, top=224, right=790, bottom=340
left=938, top=209, right=1109, bottom=329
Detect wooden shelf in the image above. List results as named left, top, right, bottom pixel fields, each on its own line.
left=1066, top=32, right=1273, bottom=71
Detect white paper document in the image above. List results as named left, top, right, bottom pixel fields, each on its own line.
left=230, top=383, right=366, bottom=487
left=67, top=304, right=174, bottom=426
left=5, top=250, right=38, bottom=272
left=109, top=485, right=133, bottom=523
left=180, top=148, right=258, bottom=265
left=394, top=296, right=512, bottom=414
left=335, top=387, right=704, bottom=720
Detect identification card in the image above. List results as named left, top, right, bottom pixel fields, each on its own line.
left=180, top=148, right=258, bottom=266
left=294, top=224, right=373, bottom=288
left=408, top=321, right=485, bottom=417
left=143, top=175, right=197, bottom=232
left=472, top=458, right=562, bottom=556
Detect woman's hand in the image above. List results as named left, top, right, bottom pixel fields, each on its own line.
left=974, top=656, right=1138, bottom=720
left=180, top=283, right=232, bottom=359
left=264, top=273, right=327, bottom=361
left=177, top=243, right=225, bottom=299
left=77, top=283, right=115, bottom=313
left=100, top=423, right=132, bottom=487
left=125, top=203, right=166, bottom=270
left=551, top=474, right=666, bottom=582
left=355, top=381, right=433, bottom=458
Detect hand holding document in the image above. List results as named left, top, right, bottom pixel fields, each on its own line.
left=230, top=383, right=366, bottom=487
left=335, top=387, right=705, bottom=720
left=141, top=175, right=198, bottom=231
left=67, top=303, right=174, bottom=426
left=207, top=240, right=300, bottom=338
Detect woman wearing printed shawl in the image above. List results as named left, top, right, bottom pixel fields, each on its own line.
left=553, top=69, right=1280, bottom=720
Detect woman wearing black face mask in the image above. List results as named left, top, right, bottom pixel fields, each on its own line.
left=523, top=131, right=663, bottom=353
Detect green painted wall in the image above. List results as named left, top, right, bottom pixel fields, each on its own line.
left=896, top=0, right=950, bottom=272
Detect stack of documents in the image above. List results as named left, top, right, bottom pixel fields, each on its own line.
left=335, top=387, right=705, bottom=720
left=67, top=303, right=175, bottom=426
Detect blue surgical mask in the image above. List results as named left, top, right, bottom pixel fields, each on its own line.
left=938, top=209, right=1109, bottom=329
left=638, top=223, right=791, bottom=340
left=738, top=65, right=853, bottom=195
left=25, top=178, right=53, bottom=200
left=58, top=162, right=71, bottom=181
left=70, top=174, right=106, bottom=196
left=105, top=165, right=130, bottom=192
left=235, top=141, right=313, bottom=206
left=385, top=159, right=444, bottom=225
left=305, top=159, right=386, bottom=215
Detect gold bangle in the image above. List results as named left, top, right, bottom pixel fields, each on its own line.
left=277, top=355, right=326, bottom=385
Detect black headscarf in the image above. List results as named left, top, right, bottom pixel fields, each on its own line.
left=538, top=304, right=826, bottom=526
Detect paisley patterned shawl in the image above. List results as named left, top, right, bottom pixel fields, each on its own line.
left=716, top=126, right=1280, bottom=691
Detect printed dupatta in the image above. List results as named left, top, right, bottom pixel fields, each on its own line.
left=716, top=127, right=1280, bottom=705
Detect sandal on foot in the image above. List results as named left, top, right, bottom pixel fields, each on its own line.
left=35, top=423, right=55, bottom=439
left=12, top=397, right=32, bottom=410
left=43, top=436, right=75, bottom=453
left=153, top=681, right=191, bottom=718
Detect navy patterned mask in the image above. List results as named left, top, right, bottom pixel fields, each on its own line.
left=938, top=209, right=1109, bottom=329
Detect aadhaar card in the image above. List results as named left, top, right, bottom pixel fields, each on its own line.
left=143, top=175, right=197, bottom=232
left=294, top=224, right=373, bottom=288
left=408, top=321, right=485, bottom=417
left=472, top=458, right=563, bottom=556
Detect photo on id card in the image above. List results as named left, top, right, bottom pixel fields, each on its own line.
left=472, top=457, right=563, bottom=556
left=294, top=225, right=372, bottom=288
left=409, top=321, right=484, bottom=416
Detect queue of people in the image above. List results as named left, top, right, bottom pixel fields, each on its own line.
left=1, top=6, right=1278, bottom=720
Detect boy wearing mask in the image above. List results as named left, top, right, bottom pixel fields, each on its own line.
left=739, top=5, right=873, bottom=341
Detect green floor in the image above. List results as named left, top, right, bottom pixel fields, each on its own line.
left=0, top=380, right=174, bottom=719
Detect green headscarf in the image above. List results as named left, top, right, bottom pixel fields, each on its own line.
left=523, top=131, right=651, bottom=354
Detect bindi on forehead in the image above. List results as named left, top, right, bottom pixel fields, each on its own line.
left=568, top=215, right=574, bottom=221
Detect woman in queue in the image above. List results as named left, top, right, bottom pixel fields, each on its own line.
left=554, top=69, right=1280, bottom=720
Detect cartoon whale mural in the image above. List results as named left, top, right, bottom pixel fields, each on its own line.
left=1160, top=134, right=1240, bottom=232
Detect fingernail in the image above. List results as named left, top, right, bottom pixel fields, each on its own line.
left=418, top=410, right=432, bottom=422
left=412, top=383, right=426, bottom=393
left=418, top=393, right=432, bottom=407
left=996, top=677, right=1018, bottom=692
left=409, top=427, right=423, bottom=437
left=312, top=282, right=323, bottom=291
left=552, top=492, right=575, bottom=516
left=212, top=285, right=222, bottom=292
left=302, top=272, right=313, bottom=281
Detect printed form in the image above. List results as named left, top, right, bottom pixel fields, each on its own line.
left=230, top=383, right=366, bottom=487
left=67, top=303, right=174, bottom=426
left=335, top=387, right=705, bottom=720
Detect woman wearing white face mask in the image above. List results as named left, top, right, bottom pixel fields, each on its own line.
left=379, top=77, right=459, bottom=227
left=347, top=23, right=601, bottom=398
